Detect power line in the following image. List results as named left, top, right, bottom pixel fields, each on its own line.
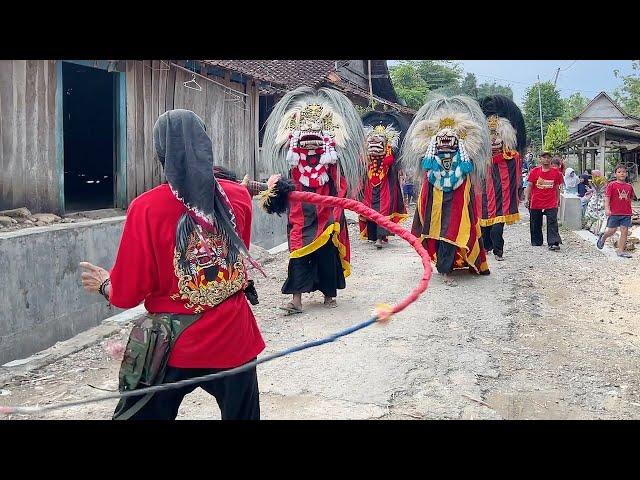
left=469, top=71, right=608, bottom=98
left=471, top=72, right=530, bottom=85
left=560, top=60, right=578, bottom=72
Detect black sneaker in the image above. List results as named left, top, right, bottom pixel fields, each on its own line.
left=596, top=233, right=605, bottom=249
left=548, top=244, right=560, bottom=251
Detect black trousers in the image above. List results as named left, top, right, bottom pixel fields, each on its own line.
left=435, top=240, right=457, bottom=274
left=481, top=223, right=505, bottom=257
left=118, top=361, right=260, bottom=420
left=282, top=235, right=346, bottom=297
left=367, top=221, right=389, bottom=241
left=529, top=208, right=562, bottom=246
left=366, top=186, right=389, bottom=240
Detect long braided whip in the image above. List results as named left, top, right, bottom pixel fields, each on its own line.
left=0, top=192, right=432, bottom=416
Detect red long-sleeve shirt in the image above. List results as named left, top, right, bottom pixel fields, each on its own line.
left=109, top=180, right=265, bottom=368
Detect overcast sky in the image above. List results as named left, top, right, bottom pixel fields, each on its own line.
left=389, top=60, right=636, bottom=106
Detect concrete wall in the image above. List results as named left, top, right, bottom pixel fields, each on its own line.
left=0, top=202, right=286, bottom=364
left=251, top=198, right=288, bottom=250
left=559, top=193, right=582, bottom=230
left=0, top=218, right=125, bottom=365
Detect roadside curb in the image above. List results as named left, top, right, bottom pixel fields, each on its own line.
left=0, top=305, right=147, bottom=386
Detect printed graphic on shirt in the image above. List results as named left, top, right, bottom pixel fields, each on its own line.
left=172, top=227, right=247, bottom=313
left=535, top=177, right=556, bottom=189
left=615, top=188, right=630, bottom=200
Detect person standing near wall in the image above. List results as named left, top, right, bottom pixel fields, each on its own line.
left=79, top=109, right=265, bottom=420
left=564, top=168, right=580, bottom=194
left=524, top=151, right=564, bottom=251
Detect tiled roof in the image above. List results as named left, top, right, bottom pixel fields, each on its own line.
left=202, top=60, right=415, bottom=115
left=203, top=60, right=337, bottom=89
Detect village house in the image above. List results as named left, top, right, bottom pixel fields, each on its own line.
left=560, top=91, right=640, bottom=187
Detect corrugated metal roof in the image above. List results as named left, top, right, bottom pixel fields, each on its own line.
left=560, top=121, right=640, bottom=148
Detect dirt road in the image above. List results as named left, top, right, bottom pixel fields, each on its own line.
left=2, top=208, right=639, bottom=419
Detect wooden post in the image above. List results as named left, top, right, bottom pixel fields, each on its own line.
left=577, top=150, right=582, bottom=174
left=368, top=60, right=373, bottom=108
left=253, top=82, right=259, bottom=179
left=55, top=60, right=65, bottom=214
left=599, top=130, right=606, bottom=175
left=115, top=71, right=127, bottom=208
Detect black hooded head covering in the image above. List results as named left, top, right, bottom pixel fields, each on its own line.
left=479, top=94, right=527, bottom=156
left=153, top=109, right=255, bottom=271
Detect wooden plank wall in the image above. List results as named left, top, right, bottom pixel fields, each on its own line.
left=0, top=60, right=58, bottom=213
left=124, top=60, right=170, bottom=203
left=173, top=68, right=257, bottom=179
left=0, top=60, right=259, bottom=211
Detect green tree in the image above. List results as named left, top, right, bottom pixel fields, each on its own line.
left=415, top=60, right=462, bottom=90
left=477, top=82, right=514, bottom=100
left=523, top=81, right=564, bottom=149
left=561, top=92, right=589, bottom=125
left=613, top=60, right=640, bottom=116
left=390, top=61, right=462, bottom=108
left=460, top=73, right=478, bottom=98
left=389, top=63, right=430, bottom=109
left=543, top=119, right=569, bottom=153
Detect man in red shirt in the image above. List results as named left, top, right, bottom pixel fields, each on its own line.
left=597, top=164, right=634, bottom=258
left=524, top=151, right=564, bottom=250
left=79, top=109, right=266, bottom=420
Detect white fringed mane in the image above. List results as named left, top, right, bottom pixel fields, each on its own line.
left=262, top=86, right=366, bottom=195
left=400, top=94, right=491, bottom=183
left=494, top=116, right=518, bottom=151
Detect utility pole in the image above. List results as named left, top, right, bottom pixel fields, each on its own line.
left=553, top=67, right=560, bottom=87
left=368, top=60, right=374, bottom=108
left=537, top=75, right=545, bottom=148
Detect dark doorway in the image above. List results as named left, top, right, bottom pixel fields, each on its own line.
left=63, top=63, right=116, bottom=212
left=258, top=94, right=276, bottom=146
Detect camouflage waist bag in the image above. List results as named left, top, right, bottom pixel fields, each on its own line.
left=112, top=312, right=202, bottom=420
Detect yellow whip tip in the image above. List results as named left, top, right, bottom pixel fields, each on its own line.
left=374, top=303, right=394, bottom=323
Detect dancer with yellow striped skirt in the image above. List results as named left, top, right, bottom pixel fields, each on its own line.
left=403, top=94, right=492, bottom=286
left=476, top=95, right=527, bottom=261
left=261, top=87, right=365, bottom=313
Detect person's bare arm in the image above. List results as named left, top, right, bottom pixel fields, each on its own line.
left=524, top=182, right=533, bottom=208
left=604, top=195, right=611, bottom=217
left=242, top=174, right=281, bottom=196
left=79, top=262, right=111, bottom=299
left=557, top=184, right=562, bottom=208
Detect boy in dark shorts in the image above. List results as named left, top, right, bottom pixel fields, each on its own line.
left=597, top=164, right=634, bottom=258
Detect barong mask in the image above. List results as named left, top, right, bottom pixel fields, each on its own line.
left=262, top=87, right=366, bottom=194
left=479, top=95, right=527, bottom=160
left=362, top=124, right=401, bottom=184
left=365, top=124, right=400, bottom=158
left=487, top=115, right=517, bottom=156
left=401, top=95, right=491, bottom=192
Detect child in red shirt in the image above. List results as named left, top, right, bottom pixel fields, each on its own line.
left=597, top=164, right=634, bottom=258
